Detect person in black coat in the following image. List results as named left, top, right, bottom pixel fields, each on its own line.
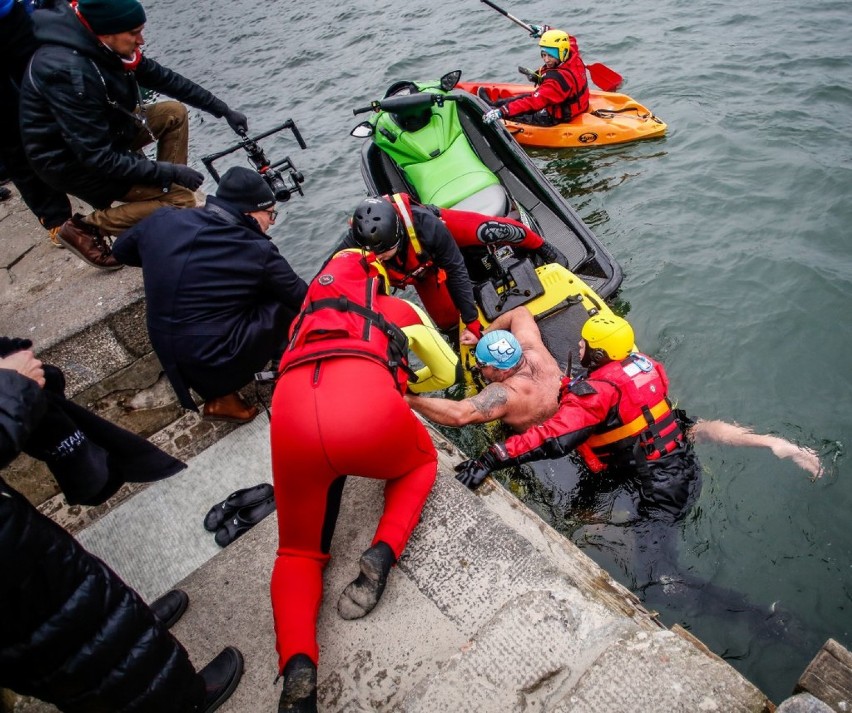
left=113, top=166, right=309, bottom=423
left=0, top=0, right=71, bottom=243
left=19, top=0, right=248, bottom=269
left=0, top=347, right=244, bottom=713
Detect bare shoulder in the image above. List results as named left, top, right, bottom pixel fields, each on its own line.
left=469, top=383, right=512, bottom=420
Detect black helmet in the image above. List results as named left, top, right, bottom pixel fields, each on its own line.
left=351, top=197, right=403, bottom=252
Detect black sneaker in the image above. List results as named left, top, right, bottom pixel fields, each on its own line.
left=278, top=654, right=317, bottom=713
left=0, top=186, right=11, bottom=202
left=150, top=589, right=189, bottom=629
left=199, top=646, right=244, bottom=712
left=337, top=541, right=396, bottom=620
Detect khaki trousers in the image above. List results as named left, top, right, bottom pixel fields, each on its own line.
left=85, top=101, right=197, bottom=235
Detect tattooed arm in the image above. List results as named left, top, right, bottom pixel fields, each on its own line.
left=405, top=383, right=512, bottom=427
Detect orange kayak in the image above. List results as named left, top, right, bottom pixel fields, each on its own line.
left=457, top=81, right=667, bottom=148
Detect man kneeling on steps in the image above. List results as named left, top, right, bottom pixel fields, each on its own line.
left=269, top=250, right=459, bottom=712
left=113, top=166, right=308, bottom=422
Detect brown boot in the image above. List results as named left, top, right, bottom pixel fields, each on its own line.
left=57, top=214, right=122, bottom=271
left=202, top=392, right=258, bottom=424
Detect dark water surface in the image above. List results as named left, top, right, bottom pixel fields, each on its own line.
left=145, top=0, right=851, bottom=701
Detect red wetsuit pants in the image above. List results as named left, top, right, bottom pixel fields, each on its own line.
left=269, top=358, right=437, bottom=671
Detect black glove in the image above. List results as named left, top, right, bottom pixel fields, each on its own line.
left=454, top=444, right=511, bottom=489
left=518, top=66, right=543, bottom=84
left=0, top=337, right=33, bottom=358
left=165, top=163, right=205, bottom=191
left=222, top=107, right=248, bottom=134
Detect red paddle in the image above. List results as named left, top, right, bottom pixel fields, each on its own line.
left=478, top=0, right=624, bottom=92
left=586, top=63, right=623, bottom=92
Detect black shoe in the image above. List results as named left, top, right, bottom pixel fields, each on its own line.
left=537, top=240, right=570, bottom=268
left=337, top=541, right=396, bottom=620
left=214, top=495, right=276, bottom=547
left=278, top=654, right=317, bottom=713
left=199, top=646, right=244, bottom=713
left=150, top=588, right=189, bottom=629
left=477, top=86, right=496, bottom=107
left=204, top=482, right=274, bottom=532
left=0, top=186, right=11, bottom=202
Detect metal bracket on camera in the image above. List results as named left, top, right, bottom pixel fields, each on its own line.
left=201, top=120, right=307, bottom=202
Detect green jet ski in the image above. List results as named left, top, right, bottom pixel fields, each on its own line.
left=350, top=70, right=624, bottom=387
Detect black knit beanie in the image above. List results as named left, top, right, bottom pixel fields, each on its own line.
left=216, top=167, right=276, bottom=213
left=78, top=0, right=147, bottom=34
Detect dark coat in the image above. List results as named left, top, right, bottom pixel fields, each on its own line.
left=0, top=369, right=201, bottom=712
left=19, top=1, right=227, bottom=207
left=113, top=197, right=308, bottom=409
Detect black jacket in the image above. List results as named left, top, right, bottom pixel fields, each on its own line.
left=20, top=1, right=227, bottom=207
left=113, top=197, right=308, bottom=409
left=0, top=369, right=201, bottom=712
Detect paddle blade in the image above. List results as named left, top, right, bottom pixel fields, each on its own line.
left=587, top=62, right=623, bottom=92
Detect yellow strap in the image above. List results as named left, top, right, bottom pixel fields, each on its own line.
left=391, top=193, right=424, bottom=258
left=586, top=399, right=671, bottom=448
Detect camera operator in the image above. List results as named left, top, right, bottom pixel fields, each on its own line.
left=20, top=0, right=249, bottom=270
left=112, top=166, right=308, bottom=422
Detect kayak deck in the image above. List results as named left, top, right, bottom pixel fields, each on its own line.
left=458, top=81, right=667, bottom=148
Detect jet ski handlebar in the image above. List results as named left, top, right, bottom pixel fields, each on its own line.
left=352, top=93, right=460, bottom=117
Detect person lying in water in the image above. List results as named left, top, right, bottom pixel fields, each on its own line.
left=405, top=306, right=823, bottom=487
left=409, top=308, right=823, bottom=656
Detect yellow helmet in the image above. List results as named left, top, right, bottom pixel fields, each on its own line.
left=539, top=29, right=572, bottom=63
left=581, top=315, right=634, bottom=363
left=333, top=248, right=391, bottom=295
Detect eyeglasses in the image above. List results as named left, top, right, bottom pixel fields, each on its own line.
left=266, top=209, right=278, bottom=222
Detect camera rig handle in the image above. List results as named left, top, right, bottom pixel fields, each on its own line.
left=201, top=119, right=307, bottom=202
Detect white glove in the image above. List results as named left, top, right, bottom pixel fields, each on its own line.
left=528, top=23, right=552, bottom=38
left=483, top=108, right=503, bottom=125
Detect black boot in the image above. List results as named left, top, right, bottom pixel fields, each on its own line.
left=150, top=589, right=189, bottom=629
left=278, top=654, right=317, bottom=712
left=537, top=240, right=570, bottom=268
left=477, top=86, right=496, bottom=107
left=198, top=646, right=244, bottom=712
left=337, top=541, right=396, bottom=620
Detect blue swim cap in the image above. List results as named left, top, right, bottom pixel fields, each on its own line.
left=475, top=330, right=522, bottom=370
